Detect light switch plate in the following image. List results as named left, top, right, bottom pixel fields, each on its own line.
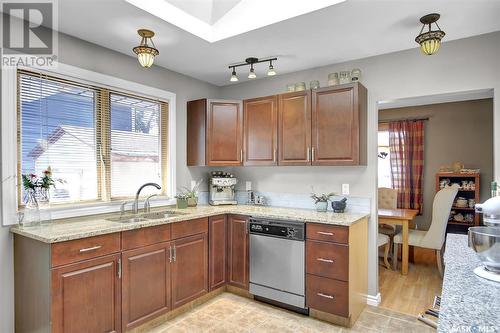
left=246, top=181, right=252, bottom=191
left=342, top=184, right=350, bottom=196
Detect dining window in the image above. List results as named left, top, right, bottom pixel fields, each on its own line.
left=378, top=124, right=391, bottom=188
left=17, top=70, right=169, bottom=207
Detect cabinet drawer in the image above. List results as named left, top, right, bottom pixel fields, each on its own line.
left=122, top=224, right=171, bottom=250
left=306, top=274, right=348, bottom=317
left=306, top=240, right=348, bottom=281
left=171, top=218, right=208, bottom=239
left=307, top=223, right=348, bottom=244
left=51, top=233, right=121, bottom=267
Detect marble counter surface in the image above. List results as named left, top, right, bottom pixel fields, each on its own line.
left=10, top=205, right=369, bottom=243
left=438, top=233, right=500, bottom=333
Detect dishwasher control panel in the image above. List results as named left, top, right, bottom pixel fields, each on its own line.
left=249, top=218, right=304, bottom=241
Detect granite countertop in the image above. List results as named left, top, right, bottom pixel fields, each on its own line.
left=438, top=233, right=500, bottom=333
left=10, top=205, right=369, bottom=243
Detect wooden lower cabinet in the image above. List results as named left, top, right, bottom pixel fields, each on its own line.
left=209, top=215, right=227, bottom=290
left=171, top=233, right=209, bottom=308
left=51, top=254, right=122, bottom=333
left=121, top=242, right=172, bottom=331
left=227, top=215, right=249, bottom=289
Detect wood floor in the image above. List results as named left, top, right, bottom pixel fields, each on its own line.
left=379, top=251, right=443, bottom=316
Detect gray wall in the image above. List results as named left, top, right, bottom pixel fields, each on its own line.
left=217, top=31, right=500, bottom=299
left=379, top=99, right=494, bottom=230
left=0, top=30, right=220, bottom=332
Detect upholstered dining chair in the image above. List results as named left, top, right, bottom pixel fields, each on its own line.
left=393, top=184, right=459, bottom=277
left=378, top=233, right=391, bottom=269
left=378, top=187, right=398, bottom=233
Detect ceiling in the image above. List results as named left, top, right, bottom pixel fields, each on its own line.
left=52, top=0, right=500, bottom=86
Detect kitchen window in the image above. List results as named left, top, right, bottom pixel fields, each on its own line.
left=17, top=70, right=169, bottom=207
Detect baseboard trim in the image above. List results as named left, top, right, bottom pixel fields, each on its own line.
left=366, top=293, right=381, bottom=306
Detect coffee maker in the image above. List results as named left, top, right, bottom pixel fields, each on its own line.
left=209, top=171, right=238, bottom=205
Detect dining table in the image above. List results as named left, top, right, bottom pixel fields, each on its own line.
left=378, top=208, right=419, bottom=275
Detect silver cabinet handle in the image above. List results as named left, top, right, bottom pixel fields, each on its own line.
left=79, top=245, right=102, bottom=253
left=311, top=147, right=316, bottom=161
left=173, top=245, right=177, bottom=262
left=317, top=258, right=334, bottom=263
left=240, top=149, right=243, bottom=162
left=317, top=231, right=334, bottom=236
left=117, top=258, right=122, bottom=279
left=273, top=148, right=277, bottom=162
left=317, top=292, right=334, bottom=300
left=169, top=245, right=173, bottom=263
left=307, top=147, right=311, bottom=162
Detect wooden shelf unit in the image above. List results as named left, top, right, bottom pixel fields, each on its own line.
left=436, top=172, right=480, bottom=227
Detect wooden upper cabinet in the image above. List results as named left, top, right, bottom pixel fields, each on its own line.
left=207, top=100, right=243, bottom=166
left=311, top=83, right=367, bottom=166
left=278, top=91, right=312, bottom=166
left=121, top=242, right=171, bottom=331
left=227, top=215, right=249, bottom=290
left=51, top=254, right=121, bottom=333
left=243, top=96, right=278, bottom=166
left=186, top=99, right=207, bottom=166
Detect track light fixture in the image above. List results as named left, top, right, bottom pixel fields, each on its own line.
left=228, top=57, right=277, bottom=82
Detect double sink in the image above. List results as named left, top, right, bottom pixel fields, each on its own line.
left=106, top=210, right=188, bottom=223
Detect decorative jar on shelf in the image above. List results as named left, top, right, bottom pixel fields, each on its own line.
left=327, top=73, right=339, bottom=86
left=339, top=71, right=351, bottom=84
left=309, top=80, right=320, bottom=89
left=295, top=82, right=306, bottom=91
left=351, top=68, right=362, bottom=82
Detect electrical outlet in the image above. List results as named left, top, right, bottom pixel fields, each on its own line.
left=246, top=181, right=252, bottom=191
left=342, top=184, right=350, bottom=196
left=190, top=180, right=197, bottom=190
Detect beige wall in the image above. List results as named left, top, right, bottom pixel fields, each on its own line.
left=379, top=99, right=493, bottom=230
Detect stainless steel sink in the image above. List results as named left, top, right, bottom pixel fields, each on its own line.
left=140, top=211, right=187, bottom=220
left=106, top=216, right=147, bottom=223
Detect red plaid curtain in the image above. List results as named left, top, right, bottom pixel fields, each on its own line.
left=389, top=120, right=424, bottom=213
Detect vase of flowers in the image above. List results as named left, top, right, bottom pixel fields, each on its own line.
left=175, top=194, right=189, bottom=209
left=21, top=167, right=63, bottom=227
left=310, top=191, right=335, bottom=212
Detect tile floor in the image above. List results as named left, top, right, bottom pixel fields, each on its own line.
left=145, top=293, right=435, bottom=332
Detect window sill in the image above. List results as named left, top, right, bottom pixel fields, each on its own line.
left=20, top=197, right=176, bottom=221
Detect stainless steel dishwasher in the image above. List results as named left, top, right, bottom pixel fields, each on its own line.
left=249, top=217, right=307, bottom=313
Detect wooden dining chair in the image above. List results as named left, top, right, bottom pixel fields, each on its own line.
left=393, top=185, right=459, bottom=277
left=378, top=233, right=391, bottom=269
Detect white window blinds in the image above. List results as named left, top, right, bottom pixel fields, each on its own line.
left=18, top=72, right=99, bottom=204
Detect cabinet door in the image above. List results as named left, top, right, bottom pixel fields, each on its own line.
left=243, top=96, right=278, bottom=166
left=171, top=233, right=208, bottom=308
left=121, top=242, right=171, bottom=331
left=187, top=99, right=207, bottom=166
left=51, top=254, right=121, bottom=333
left=311, top=83, right=366, bottom=165
left=209, top=215, right=227, bottom=290
left=207, top=100, right=243, bottom=166
left=278, top=91, right=311, bottom=166
left=227, top=215, right=249, bottom=289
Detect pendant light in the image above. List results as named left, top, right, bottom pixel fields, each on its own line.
left=230, top=67, right=239, bottom=82
left=267, top=60, right=276, bottom=76
left=132, top=29, right=159, bottom=68
left=415, top=13, right=445, bottom=55
left=248, top=64, right=257, bottom=79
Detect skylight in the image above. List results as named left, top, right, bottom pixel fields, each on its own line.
left=124, top=0, right=346, bottom=43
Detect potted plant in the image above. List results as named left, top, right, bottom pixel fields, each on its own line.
left=310, top=191, right=335, bottom=212
left=181, top=179, right=203, bottom=207
left=175, top=193, right=189, bottom=209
